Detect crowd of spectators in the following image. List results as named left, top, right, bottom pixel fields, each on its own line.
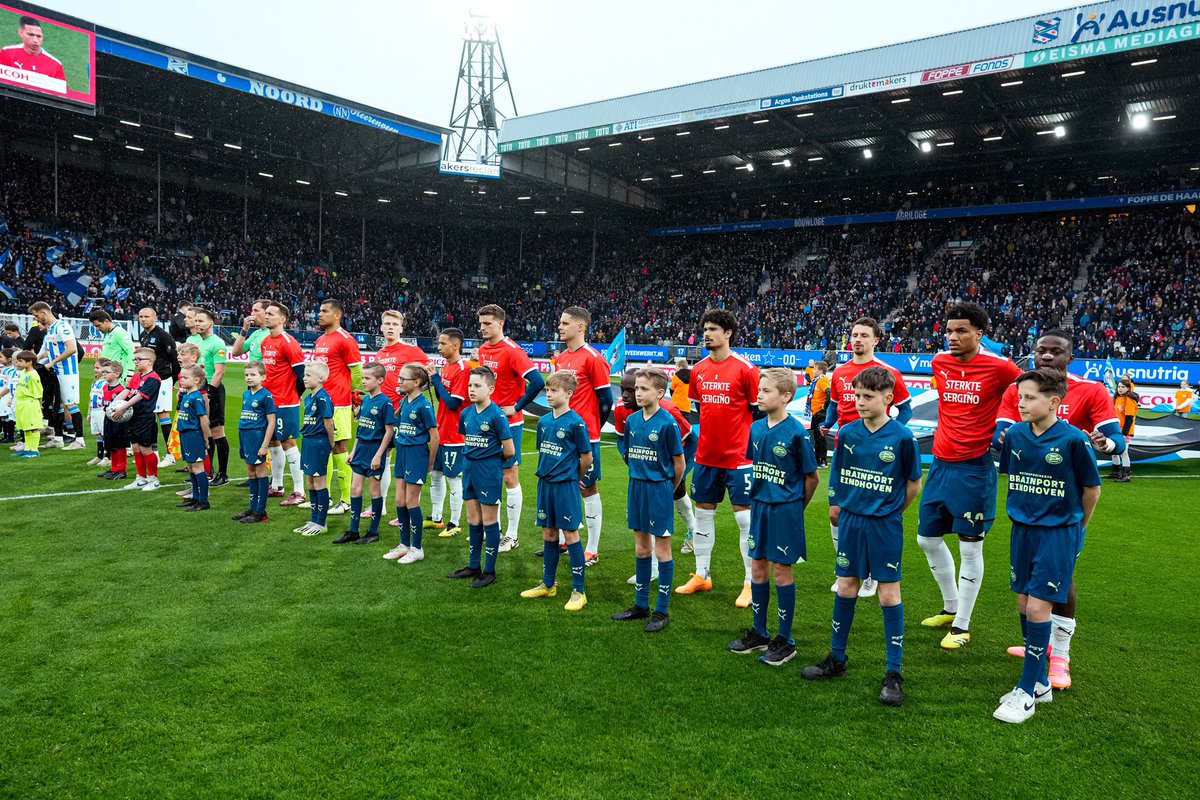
left=1, top=156, right=1197, bottom=360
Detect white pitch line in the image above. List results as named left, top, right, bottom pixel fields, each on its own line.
left=0, top=482, right=189, bottom=502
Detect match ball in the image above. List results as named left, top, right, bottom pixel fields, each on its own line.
left=107, top=405, right=134, bottom=423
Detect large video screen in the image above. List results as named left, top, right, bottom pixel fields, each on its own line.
left=0, top=1, right=95, bottom=110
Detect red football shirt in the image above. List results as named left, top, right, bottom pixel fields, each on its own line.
left=375, top=341, right=429, bottom=405
left=554, top=343, right=611, bottom=442
left=478, top=337, right=538, bottom=425
left=312, top=328, right=362, bottom=407
left=614, top=398, right=692, bottom=442
left=260, top=331, right=306, bottom=407
left=931, top=349, right=1023, bottom=460
left=436, top=359, right=470, bottom=445
left=0, top=45, right=66, bottom=82
left=688, top=351, right=759, bottom=469
left=829, top=357, right=911, bottom=425
left=997, top=373, right=1119, bottom=432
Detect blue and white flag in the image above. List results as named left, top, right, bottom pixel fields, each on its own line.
left=980, top=334, right=1007, bottom=356
left=605, top=327, right=627, bottom=375
left=1102, top=357, right=1117, bottom=395
left=83, top=297, right=98, bottom=313
left=13, top=256, right=22, bottom=277
left=100, top=271, right=117, bottom=296
left=0, top=247, right=9, bottom=266
left=0, top=282, right=15, bottom=301
left=45, top=245, right=65, bottom=262
left=44, top=270, right=93, bottom=306
left=114, top=287, right=131, bottom=301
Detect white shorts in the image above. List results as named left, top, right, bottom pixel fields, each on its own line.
left=90, top=411, right=105, bottom=436
left=57, top=373, right=80, bottom=407
left=156, top=377, right=174, bottom=414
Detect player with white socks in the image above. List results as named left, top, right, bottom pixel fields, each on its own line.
left=371, top=310, right=429, bottom=524
left=429, top=328, right=470, bottom=537
left=476, top=305, right=545, bottom=553
left=551, top=307, right=614, bottom=567
left=258, top=302, right=308, bottom=507
left=674, top=309, right=761, bottom=607
left=820, top=317, right=913, bottom=599
left=916, top=303, right=1023, bottom=649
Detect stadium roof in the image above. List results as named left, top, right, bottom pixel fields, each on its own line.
left=499, top=0, right=1200, bottom=148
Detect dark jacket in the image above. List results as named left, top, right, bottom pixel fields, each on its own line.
left=140, top=325, right=179, bottom=382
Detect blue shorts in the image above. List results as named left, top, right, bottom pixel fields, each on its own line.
left=274, top=406, right=300, bottom=441
left=691, top=463, right=752, bottom=505
left=917, top=455, right=997, bottom=538
left=682, top=436, right=697, bottom=478
left=748, top=500, right=807, bottom=565
left=349, top=442, right=387, bottom=478
left=536, top=479, right=583, bottom=531
left=239, top=428, right=268, bottom=464
left=628, top=478, right=674, bottom=537
left=1010, top=522, right=1082, bottom=603
left=836, top=509, right=903, bottom=582
left=579, top=442, right=603, bottom=488
left=301, top=437, right=330, bottom=477
left=463, top=456, right=503, bottom=505
left=502, top=423, right=524, bottom=468
left=393, top=443, right=431, bottom=484
left=436, top=444, right=463, bottom=478
left=180, top=430, right=206, bottom=464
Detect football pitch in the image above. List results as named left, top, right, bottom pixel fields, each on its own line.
left=1, top=362, right=1197, bottom=798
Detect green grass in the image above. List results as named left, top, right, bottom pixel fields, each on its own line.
left=2, top=362, right=1198, bottom=798
left=0, top=7, right=91, bottom=95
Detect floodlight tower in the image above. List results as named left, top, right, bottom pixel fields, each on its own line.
left=445, top=13, right=518, bottom=166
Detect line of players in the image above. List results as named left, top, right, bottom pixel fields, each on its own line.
left=27, top=295, right=1122, bottom=721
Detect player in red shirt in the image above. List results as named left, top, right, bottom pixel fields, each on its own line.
left=260, top=302, right=308, bottom=505
left=312, top=300, right=363, bottom=514
left=0, top=17, right=67, bottom=92
left=426, top=327, right=470, bottom=537
left=554, top=307, right=614, bottom=566
left=614, top=370, right=697, bottom=584
left=917, top=302, right=1023, bottom=650
left=477, top=304, right=546, bottom=552
left=677, top=308, right=761, bottom=606
left=372, top=309, right=429, bottom=519
left=992, top=329, right=1125, bottom=689
left=820, top=317, right=913, bottom=598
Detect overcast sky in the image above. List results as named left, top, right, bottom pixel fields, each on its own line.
left=42, top=0, right=1060, bottom=126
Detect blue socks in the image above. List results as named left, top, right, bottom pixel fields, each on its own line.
left=1019, top=619, right=1052, bottom=695
left=883, top=602, right=904, bottom=674
left=566, top=540, right=585, bottom=594
left=316, top=488, right=329, bottom=526
left=468, top=523, right=483, bottom=569
left=409, top=507, right=424, bottom=549
left=542, top=538, right=561, bottom=587
left=751, top=580, right=770, bottom=637
left=247, top=477, right=259, bottom=513
left=655, top=557, right=674, bottom=615
left=369, top=497, right=383, bottom=534
left=349, top=495, right=363, bottom=533
left=831, top=594, right=857, bottom=661
left=483, top=522, right=501, bottom=573
left=309, top=489, right=318, bottom=524
left=195, top=471, right=209, bottom=505
left=776, top=582, right=796, bottom=643
left=398, top=506, right=411, bottom=547
left=634, top=555, right=652, bottom=609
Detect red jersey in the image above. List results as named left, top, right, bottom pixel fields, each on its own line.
left=688, top=350, right=759, bottom=469
left=554, top=343, right=611, bottom=441
left=375, top=341, right=428, bottom=405
left=0, top=45, right=66, bottom=85
left=614, top=398, right=692, bottom=442
left=829, top=357, right=911, bottom=425
left=478, top=337, right=538, bottom=425
left=997, top=373, right=1119, bottom=432
left=312, top=328, right=362, bottom=407
left=436, top=359, right=470, bottom=445
left=931, top=349, right=1023, bottom=460
left=260, top=331, right=306, bottom=407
